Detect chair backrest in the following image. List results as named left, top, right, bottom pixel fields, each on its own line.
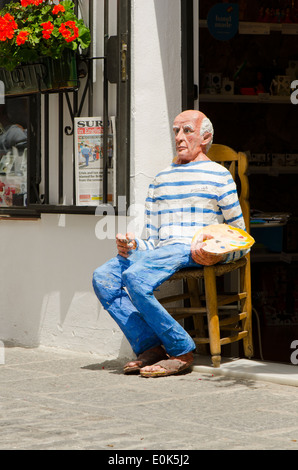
left=207, top=144, right=250, bottom=233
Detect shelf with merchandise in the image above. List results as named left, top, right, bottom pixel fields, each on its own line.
left=199, top=19, right=298, bottom=35
left=199, top=94, right=291, bottom=103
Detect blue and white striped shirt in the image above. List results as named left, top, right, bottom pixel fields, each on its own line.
left=136, top=160, right=248, bottom=262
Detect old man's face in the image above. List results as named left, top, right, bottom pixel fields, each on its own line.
left=173, top=110, right=210, bottom=164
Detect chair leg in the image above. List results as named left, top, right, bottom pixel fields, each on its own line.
left=204, top=267, right=221, bottom=367
left=186, top=278, right=207, bottom=354
left=240, top=257, right=254, bottom=358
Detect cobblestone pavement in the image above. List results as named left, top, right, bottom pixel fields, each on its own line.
left=0, top=346, right=298, bottom=451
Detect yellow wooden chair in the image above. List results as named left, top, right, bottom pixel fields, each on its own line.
left=159, top=144, right=254, bottom=367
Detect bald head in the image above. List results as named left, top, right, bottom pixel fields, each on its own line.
left=176, top=109, right=205, bottom=125
left=173, top=110, right=214, bottom=164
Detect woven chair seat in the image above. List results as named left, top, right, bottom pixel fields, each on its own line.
left=169, top=257, right=247, bottom=280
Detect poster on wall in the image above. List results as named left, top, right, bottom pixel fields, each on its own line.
left=74, top=116, right=116, bottom=206
left=207, top=3, right=239, bottom=41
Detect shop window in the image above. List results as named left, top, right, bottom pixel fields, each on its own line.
left=0, top=0, right=131, bottom=217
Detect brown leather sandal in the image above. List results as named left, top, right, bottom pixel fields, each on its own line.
left=140, top=352, right=194, bottom=378
left=123, top=345, right=168, bottom=374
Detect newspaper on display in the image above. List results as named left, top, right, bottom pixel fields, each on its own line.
left=74, top=116, right=116, bottom=206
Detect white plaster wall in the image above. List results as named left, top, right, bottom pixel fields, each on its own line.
left=130, top=0, right=181, bottom=206
left=0, top=0, right=182, bottom=359
left=0, top=215, right=132, bottom=357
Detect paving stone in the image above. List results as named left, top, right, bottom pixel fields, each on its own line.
left=0, top=346, right=298, bottom=450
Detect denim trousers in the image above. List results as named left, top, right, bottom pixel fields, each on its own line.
left=92, top=243, right=200, bottom=357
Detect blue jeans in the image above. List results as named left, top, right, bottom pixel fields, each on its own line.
left=92, top=243, right=200, bottom=357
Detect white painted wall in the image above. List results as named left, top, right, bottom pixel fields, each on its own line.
left=0, top=0, right=182, bottom=359
left=130, top=0, right=181, bottom=207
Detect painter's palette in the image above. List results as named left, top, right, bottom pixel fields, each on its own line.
left=192, top=224, right=255, bottom=255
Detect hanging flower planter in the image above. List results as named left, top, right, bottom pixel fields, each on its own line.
left=0, top=0, right=90, bottom=95
left=0, top=48, right=78, bottom=94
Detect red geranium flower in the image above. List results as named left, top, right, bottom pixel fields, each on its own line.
left=59, top=21, right=79, bottom=43
left=0, top=13, right=18, bottom=42
left=21, top=0, right=45, bottom=6
left=52, top=4, right=65, bottom=15
left=16, top=30, right=29, bottom=45
left=41, top=21, right=54, bottom=39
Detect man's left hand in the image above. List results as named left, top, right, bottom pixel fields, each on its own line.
left=191, top=233, right=226, bottom=266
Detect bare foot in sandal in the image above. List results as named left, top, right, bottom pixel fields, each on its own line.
left=140, top=351, right=194, bottom=378
left=123, top=345, right=168, bottom=374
